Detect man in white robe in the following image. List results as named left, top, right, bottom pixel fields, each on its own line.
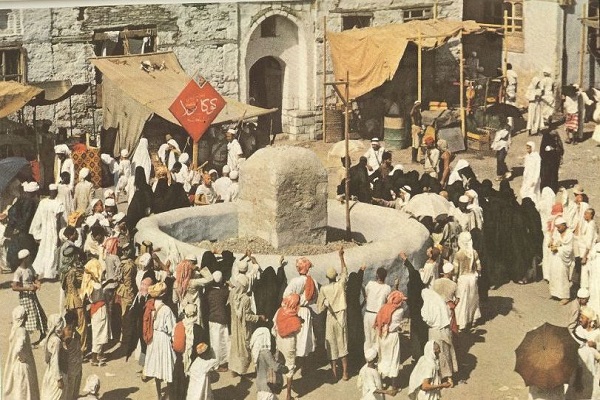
left=547, top=217, right=575, bottom=304
left=519, top=141, right=541, bottom=204
left=579, top=208, right=598, bottom=290
left=73, top=168, right=94, bottom=213
left=29, top=184, right=63, bottom=280
left=54, top=144, right=75, bottom=191
left=226, top=129, right=244, bottom=172
left=158, top=136, right=181, bottom=170
left=567, top=185, right=590, bottom=297
left=213, top=165, right=232, bottom=200
left=363, top=138, right=385, bottom=176
left=540, top=66, right=555, bottom=126
left=526, top=76, right=543, bottom=135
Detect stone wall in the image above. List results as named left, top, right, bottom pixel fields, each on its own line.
left=1, top=0, right=462, bottom=140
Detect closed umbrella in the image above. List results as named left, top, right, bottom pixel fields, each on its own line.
left=0, top=156, right=28, bottom=194
left=404, top=192, right=451, bottom=219
left=514, top=323, right=579, bottom=390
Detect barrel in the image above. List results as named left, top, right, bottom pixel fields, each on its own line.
left=383, top=116, right=409, bottom=149
left=324, top=109, right=344, bottom=143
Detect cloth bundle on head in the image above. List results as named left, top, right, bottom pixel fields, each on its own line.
left=148, top=281, right=167, bottom=298
left=276, top=293, right=302, bottom=338
left=22, top=181, right=39, bottom=193
left=250, top=327, right=272, bottom=363
left=212, top=270, right=223, bottom=283
left=79, top=167, right=90, bottom=181
left=138, top=253, right=152, bottom=268
left=364, top=347, right=378, bottom=362
left=83, top=374, right=101, bottom=395
left=296, top=257, right=316, bottom=301
left=54, top=144, right=70, bottom=155
left=68, top=211, right=84, bottom=227
left=578, top=288, right=591, bottom=299
left=373, top=290, right=407, bottom=336
left=18, top=249, right=30, bottom=260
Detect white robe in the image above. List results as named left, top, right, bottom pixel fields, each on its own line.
left=520, top=151, right=541, bottom=203
left=57, top=183, right=74, bottom=225
left=30, top=198, right=63, bottom=280
left=283, top=275, right=319, bottom=357
left=587, top=243, right=600, bottom=315
left=56, top=158, right=75, bottom=191
left=547, top=229, right=575, bottom=299
left=185, top=357, right=219, bottom=400
left=226, top=139, right=244, bottom=172
left=376, top=307, right=404, bottom=378
left=4, top=326, right=39, bottom=400
left=41, top=335, right=64, bottom=400
left=144, top=301, right=176, bottom=382
left=358, top=364, right=384, bottom=400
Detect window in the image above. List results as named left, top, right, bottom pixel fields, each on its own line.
left=483, top=1, right=503, bottom=25
left=0, top=47, right=25, bottom=82
left=504, top=0, right=524, bottom=52
left=588, top=2, right=600, bottom=59
left=0, top=9, right=22, bottom=37
left=261, top=16, right=277, bottom=38
left=342, top=15, right=371, bottom=31
left=93, top=26, right=157, bottom=57
left=403, top=7, right=432, bottom=22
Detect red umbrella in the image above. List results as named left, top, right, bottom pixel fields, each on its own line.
left=515, top=323, right=579, bottom=389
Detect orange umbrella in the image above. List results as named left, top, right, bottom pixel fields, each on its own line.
left=514, top=323, right=579, bottom=389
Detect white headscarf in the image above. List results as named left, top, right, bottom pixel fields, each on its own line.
left=421, top=288, right=450, bottom=330
left=408, top=340, right=440, bottom=398
left=131, top=138, right=152, bottom=184
left=458, top=231, right=474, bottom=259
left=590, top=242, right=600, bottom=262
left=10, top=305, right=27, bottom=341
left=45, top=314, right=66, bottom=364
left=448, top=159, right=469, bottom=186
left=538, top=187, right=556, bottom=217
left=250, top=327, right=272, bottom=363
left=465, top=189, right=480, bottom=208
left=183, top=304, right=197, bottom=374
left=82, top=374, right=100, bottom=395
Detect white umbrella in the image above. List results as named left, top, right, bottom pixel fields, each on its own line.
left=327, top=140, right=365, bottom=159
left=404, top=192, right=451, bottom=218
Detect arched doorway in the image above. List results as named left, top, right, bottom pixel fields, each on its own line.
left=249, top=56, right=284, bottom=135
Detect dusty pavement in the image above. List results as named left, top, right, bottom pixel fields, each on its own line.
left=0, top=123, right=598, bottom=399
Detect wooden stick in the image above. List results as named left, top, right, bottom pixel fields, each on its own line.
left=344, top=70, right=351, bottom=240
left=579, top=3, right=587, bottom=88
left=323, top=16, right=327, bottom=143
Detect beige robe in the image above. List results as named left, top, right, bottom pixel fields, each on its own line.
left=4, top=326, right=39, bottom=400
left=317, top=271, right=348, bottom=360
left=228, top=291, right=260, bottom=375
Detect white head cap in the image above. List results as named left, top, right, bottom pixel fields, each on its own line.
left=48, top=183, right=58, bottom=191
left=554, top=217, right=567, bottom=226
left=113, top=212, right=126, bottom=224
left=227, top=128, right=236, bottom=135
left=230, top=170, right=239, bottom=180
left=208, top=169, right=217, bottom=176
left=578, top=288, right=591, bottom=298
left=104, top=198, right=116, bottom=207
left=184, top=254, right=197, bottom=261
left=54, top=144, right=70, bottom=155
left=442, top=263, right=454, bottom=274
left=222, top=165, right=230, bottom=174
left=18, top=249, right=30, bottom=260
left=526, top=141, right=535, bottom=151
left=120, top=149, right=129, bottom=158
left=459, top=195, right=469, bottom=203
left=212, top=270, right=223, bottom=283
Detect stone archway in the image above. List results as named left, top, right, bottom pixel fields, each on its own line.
left=249, top=56, right=284, bottom=134
left=241, top=10, right=309, bottom=135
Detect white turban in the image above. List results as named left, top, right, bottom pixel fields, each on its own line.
left=48, top=183, right=58, bottom=191
left=120, top=149, right=129, bottom=158
left=18, top=249, right=30, bottom=260
left=578, top=288, right=591, bottom=298
left=222, top=165, right=230, bottom=174
left=79, top=167, right=90, bottom=180
left=104, top=198, right=116, bottom=207
left=364, top=347, right=378, bottom=362
left=526, top=141, right=535, bottom=151
left=178, top=153, right=189, bottom=164
left=54, top=144, right=70, bottom=155
left=113, top=212, right=126, bottom=224
left=138, top=253, right=152, bottom=267
left=227, top=128, right=237, bottom=135
left=554, top=217, right=567, bottom=226
left=442, top=262, right=454, bottom=274
left=103, top=189, right=114, bottom=199
left=167, top=139, right=180, bottom=151
left=458, top=195, right=469, bottom=203
left=22, top=182, right=39, bottom=193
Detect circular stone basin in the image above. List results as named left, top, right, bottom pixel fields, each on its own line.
left=135, top=200, right=431, bottom=289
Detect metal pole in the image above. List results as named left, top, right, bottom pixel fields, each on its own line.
left=459, top=32, right=466, bottom=139
left=344, top=70, right=351, bottom=240
left=323, top=16, right=327, bottom=143
left=579, top=3, right=587, bottom=88
left=417, top=28, right=422, bottom=103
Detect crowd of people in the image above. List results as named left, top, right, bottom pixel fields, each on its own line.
left=0, top=115, right=598, bottom=400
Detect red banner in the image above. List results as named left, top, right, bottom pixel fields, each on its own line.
left=169, top=76, right=226, bottom=142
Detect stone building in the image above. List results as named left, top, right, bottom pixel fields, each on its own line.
left=0, top=0, right=462, bottom=145
left=465, top=0, right=600, bottom=107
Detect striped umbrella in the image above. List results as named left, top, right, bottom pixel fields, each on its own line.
left=0, top=156, right=29, bottom=194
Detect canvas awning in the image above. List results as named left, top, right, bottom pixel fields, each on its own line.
left=28, top=80, right=89, bottom=106
left=0, top=81, right=43, bottom=119
left=327, top=19, right=484, bottom=100
left=89, top=51, right=278, bottom=153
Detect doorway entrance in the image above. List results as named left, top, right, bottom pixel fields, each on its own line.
left=249, top=56, right=283, bottom=134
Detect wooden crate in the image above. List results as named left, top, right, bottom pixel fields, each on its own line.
left=466, top=130, right=493, bottom=154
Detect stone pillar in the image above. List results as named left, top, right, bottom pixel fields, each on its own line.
left=237, top=146, right=327, bottom=249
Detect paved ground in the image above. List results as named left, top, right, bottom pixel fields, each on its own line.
left=1, top=122, right=598, bottom=399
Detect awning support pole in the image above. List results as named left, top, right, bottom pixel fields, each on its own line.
left=579, top=3, right=588, bottom=87
left=344, top=70, right=351, bottom=241
left=192, top=140, right=198, bottom=170
left=323, top=16, right=327, bottom=143
left=418, top=28, right=422, bottom=103
left=459, top=32, right=466, bottom=139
